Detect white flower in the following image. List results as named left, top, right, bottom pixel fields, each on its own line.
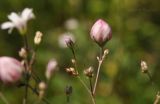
left=1, top=8, right=35, bottom=34
left=58, top=32, right=75, bottom=48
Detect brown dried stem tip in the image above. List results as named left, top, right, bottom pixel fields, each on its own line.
left=65, top=67, right=78, bottom=76
left=84, top=67, right=94, bottom=78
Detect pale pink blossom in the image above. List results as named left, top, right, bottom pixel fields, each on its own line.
left=45, top=59, right=58, bottom=80
left=1, top=8, right=35, bottom=34
left=90, top=19, right=112, bottom=47
left=0, top=56, right=24, bottom=84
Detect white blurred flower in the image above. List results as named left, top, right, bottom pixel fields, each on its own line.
left=58, top=32, right=75, bottom=48
left=45, top=59, right=58, bottom=80
left=0, top=56, right=24, bottom=84
left=65, top=18, right=79, bottom=30
left=1, top=8, right=35, bottom=34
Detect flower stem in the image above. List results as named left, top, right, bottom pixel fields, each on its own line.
left=89, top=78, right=93, bottom=96
left=23, top=35, right=30, bottom=104
left=93, top=47, right=104, bottom=95
left=77, top=76, right=95, bottom=104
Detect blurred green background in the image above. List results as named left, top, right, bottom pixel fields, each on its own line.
left=0, top=0, right=160, bottom=104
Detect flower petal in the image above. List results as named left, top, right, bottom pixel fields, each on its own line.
left=1, top=22, right=15, bottom=33
left=1, top=22, right=14, bottom=29
left=21, top=8, right=35, bottom=22
left=8, top=12, right=21, bottom=24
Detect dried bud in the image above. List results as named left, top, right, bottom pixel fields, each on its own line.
left=71, top=59, right=76, bottom=64
left=90, top=19, right=112, bottom=47
left=84, top=66, right=94, bottom=77
left=66, top=67, right=78, bottom=76
left=39, top=81, right=47, bottom=91
left=34, top=31, right=43, bottom=45
left=141, top=60, right=148, bottom=73
left=104, top=49, right=109, bottom=55
left=65, top=85, right=72, bottom=95
left=0, top=56, right=24, bottom=84
left=102, top=49, right=109, bottom=60
left=19, top=48, right=27, bottom=58
left=45, top=59, right=58, bottom=80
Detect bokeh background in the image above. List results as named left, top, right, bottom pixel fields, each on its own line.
left=0, top=0, right=160, bottom=104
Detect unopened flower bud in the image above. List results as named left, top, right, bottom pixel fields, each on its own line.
left=58, top=33, right=75, bottom=48
left=0, top=56, right=24, bottom=84
left=38, top=81, right=47, bottom=99
left=71, top=59, right=76, bottom=64
left=141, top=60, right=148, bottom=73
left=19, top=48, right=27, bottom=58
left=65, top=85, right=72, bottom=95
left=90, top=19, right=112, bottom=47
left=84, top=67, right=94, bottom=77
left=34, top=31, right=43, bottom=45
left=39, top=81, right=47, bottom=91
left=45, top=59, right=58, bottom=80
left=66, top=67, right=78, bottom=76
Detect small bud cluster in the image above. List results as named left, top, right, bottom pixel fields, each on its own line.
left=141, top=60, right=148, bottom=73
left=83, top=67, right=94, bottom=78
left=66, top=67, right=78, bottom=76
left=34, top=31, right=43, bottom=45
left=19, top=48, right=27, bottom=58
left=65, top=85, right=72, bottom=95
left=38, top=81, right=47, bottom=99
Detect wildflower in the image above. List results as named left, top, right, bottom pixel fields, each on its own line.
left=0, top=56, right=24, bottom=84
left=34, top=31, right=43, bottom=45
left=141, top=60, right=148, bottom=73
left=45, top=59, right=58, bottom=80
left=58, top=32, right=75, bottom=48
left=1, top=8, right=35, bottom=34
left=90, top=19, right=112, bottom=47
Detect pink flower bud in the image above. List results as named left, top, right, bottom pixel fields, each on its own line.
left=0, top=56, right=24, bottom=84
left=90, top=19, right=112, bottom=47
left=45, top=59, right=58, bottom=80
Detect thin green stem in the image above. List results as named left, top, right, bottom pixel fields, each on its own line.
left=23, top=35, right=30, bottom=104
left=89, top=78, right=93, bottom=96
left=77, top=76, right=95, bottom=104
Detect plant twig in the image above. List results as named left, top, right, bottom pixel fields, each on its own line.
left=89, top=78, right=93, bottom=96
left=93, top=47, right=104, bottom=95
